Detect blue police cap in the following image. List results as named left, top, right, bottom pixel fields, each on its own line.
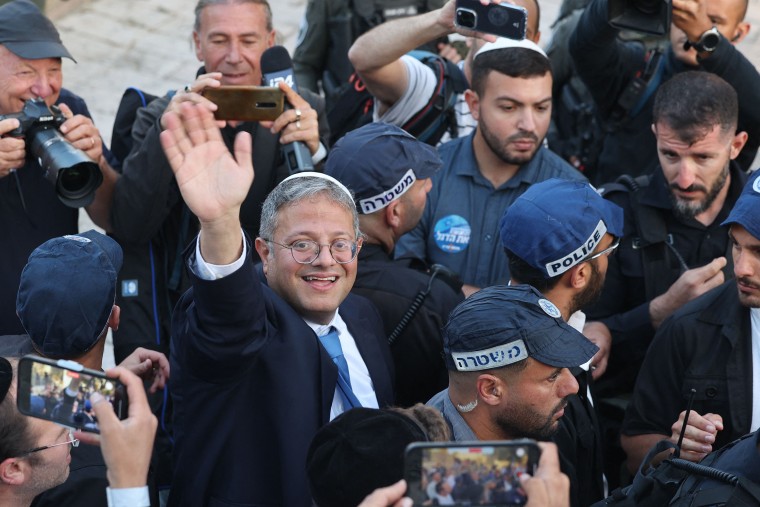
left=16, top=230, right=123, bottom=358
left=325, top=122, right=442, bottom=214
left=443, top=285, right=598, bottom=371
left=722, top=170, right=760, bottom=239
left=500, top=178, right=624, bottom=278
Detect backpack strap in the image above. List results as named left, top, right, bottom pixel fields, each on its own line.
left=110, top=87, right=159, bottom=168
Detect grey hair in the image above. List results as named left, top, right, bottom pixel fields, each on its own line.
left=194, top=0, right=273, bottom=33
left=259, top=176, right=360, bottom=242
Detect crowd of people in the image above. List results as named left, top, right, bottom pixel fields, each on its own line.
left=1, top=0, right=760, bottom=505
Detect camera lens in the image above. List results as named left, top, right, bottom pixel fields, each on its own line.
left=456, top=8, right=477, bottom=29
left=29, top=127, right=103, bottom=208
left=488, top=6, right=510, bottom=26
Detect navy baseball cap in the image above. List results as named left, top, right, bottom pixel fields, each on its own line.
left=722, top=170, right=760, bottom=239
left=16, top=230, right=123, bottom=358
left=325, top=122, right=442, bottom=214
left=443, top=284, right=598, bottom=371
left=0, top=0, right=75, bottom=61
left=500, top=179, right=624, bottom=278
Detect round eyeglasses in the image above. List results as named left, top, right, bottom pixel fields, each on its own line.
left=264, top=238, right=361, bottom=264
left=17, top=429, right=79, bottom=457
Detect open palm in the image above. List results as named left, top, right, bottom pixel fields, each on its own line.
left=160, top=103, right=254, bottom=224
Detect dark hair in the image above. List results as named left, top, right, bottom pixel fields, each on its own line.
left=653, top=71, right=738, bottom=144
left=471, top=48, right=552, bottom=97
left=505, top=248, right=561, bottom=292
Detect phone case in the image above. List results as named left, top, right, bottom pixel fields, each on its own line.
left=454, top=0, right=528, bottom=40
left=202, top=86, right=285, bottom=121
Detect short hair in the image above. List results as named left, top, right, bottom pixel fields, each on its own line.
left=194, top=0, right=273, bottom=33
left=652, top=71, right=738, bottom=144
left=259, top=177, right=360, bottom=242
left=389, top=404, right=452, bottom=442
left=471, top=48, right=552, bottom=97
left=0, top=360, right=40, bottom=466
left=505, top=248, right=562, bottom=292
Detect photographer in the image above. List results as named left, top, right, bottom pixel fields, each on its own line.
left=0, top=0, right=118, bottom=336
left=568, top=0, right=760, bottom=185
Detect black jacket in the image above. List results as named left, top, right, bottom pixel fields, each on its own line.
left=569, top=0, right=760, bottom=184
left=351, top=243, right=463, bottom=406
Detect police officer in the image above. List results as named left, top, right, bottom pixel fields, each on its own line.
left=325, top=122, right=464, bottom=406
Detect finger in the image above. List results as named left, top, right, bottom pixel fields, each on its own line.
left=233, top=131, right=254, bottom=173
left=73, top=430, right=101, bottom=446
left=0, top=118, right=21, bottom=136
left=104, top=366, right=151, bottom=418
left=57, top=102, right=74, bottom=119
left=674, top=410, right=720, bottom=433
left=704, top=413, right=724, bottom=431
left=90, top=390, right=120, bottom=434
left=130, top=358, right=153, bottom=377
left=358, top=480, right=408, bottom=507
left=277, top=81, right=309, bottom=110
left=701, top=257, right=728, bottom=276
left=159, top=113, right=190, bottom=172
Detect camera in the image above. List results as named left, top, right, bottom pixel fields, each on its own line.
left=608, top=0, right=671, bottom=35
left=0, top=98, right=102, bottom=207
left=454, top=0, right=527, bottom=40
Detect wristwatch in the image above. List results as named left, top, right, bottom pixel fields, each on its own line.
left=684, top=26, right=721, bottom=53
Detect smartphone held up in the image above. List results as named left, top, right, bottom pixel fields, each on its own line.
left=16, top=355, right=128, bottom=433
left=404, top=440, right=540, bottom=506
left=454, top=0, right=528, bottom=40
left=202, top=85, right=285, bottom=122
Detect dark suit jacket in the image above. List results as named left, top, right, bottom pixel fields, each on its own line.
left=168, top=243, right=395, bottom=507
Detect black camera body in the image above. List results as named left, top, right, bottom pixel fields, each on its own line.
left=0, top=98, right=102, bottom=208
left=608, top=0, right=671, bottom=35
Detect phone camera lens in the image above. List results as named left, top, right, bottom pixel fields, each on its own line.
left=488, top=6, right=510, bottom=26
left=456, top=8, right=477, bottom=29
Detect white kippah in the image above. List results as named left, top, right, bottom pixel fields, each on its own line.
left=279, top=172, right=354, bottom=200
left=475, top=37, right=547, bottom=59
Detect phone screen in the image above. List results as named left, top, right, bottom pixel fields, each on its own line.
left=405, top=442, right=539, bottom=506
left=16, top=357, right=127, bottom=433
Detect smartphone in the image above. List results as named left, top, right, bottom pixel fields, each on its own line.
left=202, top=86, right=285, bottom=121
left=16, top=355, right=128, bottom=433
left=404, top=440, right=540, bottom=506
left=454, top=0, right=527, bottom=40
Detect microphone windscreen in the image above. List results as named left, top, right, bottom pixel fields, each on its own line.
left=260, top=46, right=292, bottom=75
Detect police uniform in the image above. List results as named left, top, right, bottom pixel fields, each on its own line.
left=623, top=281, right=753, bottom=458
left=587, top=165, right=746, bottom=398
left=352, top=243, right=463, bottom=406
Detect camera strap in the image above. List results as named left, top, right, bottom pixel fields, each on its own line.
left=606, top=49, right=665, bottom=132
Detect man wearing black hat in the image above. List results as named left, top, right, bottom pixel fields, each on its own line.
left=621, top=170, right=760, bottom=473
left=499, top=178, right=624, bottom=504
left=5, top=230, right=169, bottom=507
left=0, top=0, right=116, bottom=337
left=325, top=122, right=464, bottom=406
left=428, top=284, right=598, bottom=444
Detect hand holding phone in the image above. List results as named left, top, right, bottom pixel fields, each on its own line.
left=454, top=0, right=527, bottom=40
left=84, top=366, right=158, bottom=489
left=202, top=86, right=285, bottom=122
left=17, top=355, right=128, bottom=433
left=404, top=440, right=540, bottom=506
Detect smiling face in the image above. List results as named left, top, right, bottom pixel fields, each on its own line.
left=0, top=45, right=62, bottom=115
left=256, top=194, right=360, bottom=324
left=193, top=2, right=276, bottom=86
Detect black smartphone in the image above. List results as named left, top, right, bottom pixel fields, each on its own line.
left=404, top=440, right=540, bottom=506
left=16, top=355, right=128, bottom=433
left=202, top=85, right=285, bottom=121
left=454, top=0, right=527, bottom=40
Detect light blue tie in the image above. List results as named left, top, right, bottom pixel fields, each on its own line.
left=319, top=328, right=362, bottom=410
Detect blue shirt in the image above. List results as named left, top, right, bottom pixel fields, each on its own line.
left=395, top=133, right=585, bottom=287
left=427, top=388, right=478, bottom=441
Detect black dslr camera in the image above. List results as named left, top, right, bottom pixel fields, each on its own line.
left=0, top=98, right=102, bottom=207
left=608, top=0, right=671, bottom=35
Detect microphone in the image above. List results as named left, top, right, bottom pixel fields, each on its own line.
left=260, top=46, right=314, bottom=174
